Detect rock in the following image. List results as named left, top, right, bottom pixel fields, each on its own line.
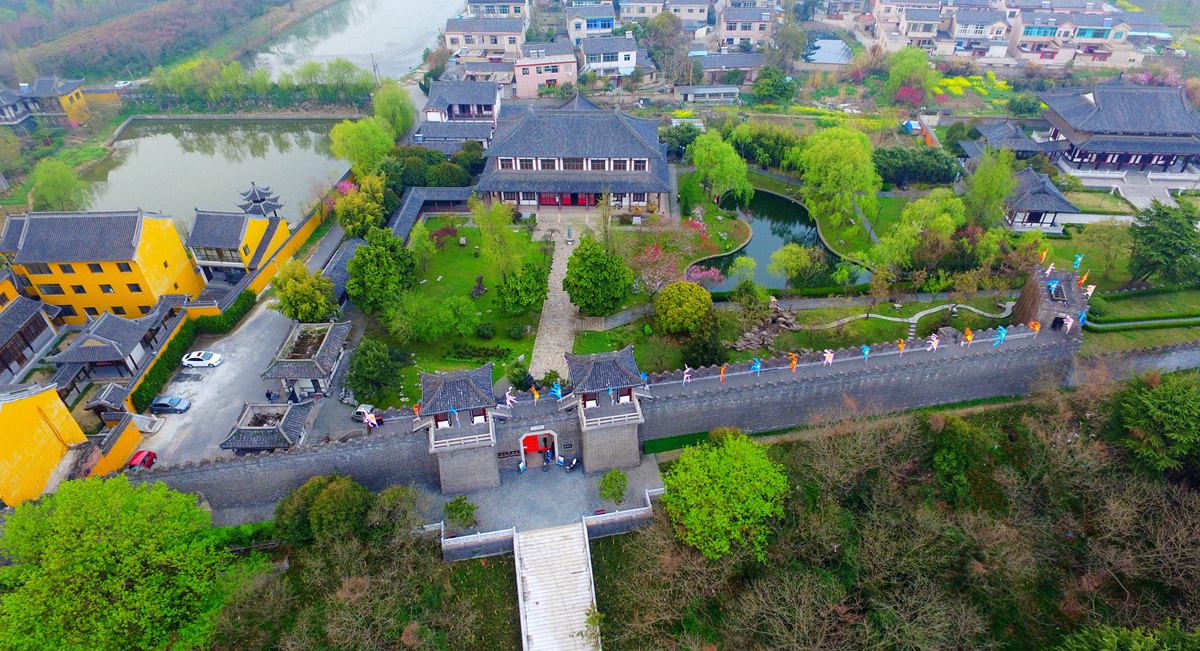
left=420, top=279, right=428, bottom=284
left=518, top=354, right=526, bottom=361
left=458, top=237, right=467, bottom=246
left=437, top=276, right=443, bottom=282
left=632, top=216, right=642, bottom=225
left=715, top=215, right=723, bottom=221
left=470, top=275, right=486, bottom=298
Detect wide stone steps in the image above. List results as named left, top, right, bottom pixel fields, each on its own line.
left=515, top=523, right=599, bottom=651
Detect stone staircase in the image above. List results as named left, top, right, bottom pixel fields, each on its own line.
left=515, top=523, right=599, bottom=651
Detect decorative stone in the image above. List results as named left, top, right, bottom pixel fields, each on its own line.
left=518, top=354, right=526, bottom=361
left=632, top=279, right=640, bottom=295
left=486, top=309, right=492, bottom=313
left=459, top=237, right=467, bottom=246
left=437, top=276, right=443, bottom=281
left=474, top=251, right=480, bottom=257
left=420, top=279, right=428, bottom=284
left=632, top=216, right=642, bottom=225
left=715, top=215, right=723, bottom=221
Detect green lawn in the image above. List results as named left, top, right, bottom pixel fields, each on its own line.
left=872, top=196, right=909, bottom=238
left=363, top=215, right=549, bottom=408
left=1081, top=324, right=1200, bottom=357
left=1044, top=226, right=1131, bottom=293
left=1064, top=190, right=1135, bottom=214
left=1102, top=287, right=1200, bottom=318
left=1180, top=195, right=1200, bottom=212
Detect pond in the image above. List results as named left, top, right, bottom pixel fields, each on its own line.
left=84, top=120, right=344, bottom=237
left=695, top=191, right=869, bottom=292
left=244, top=0, right=466, bottom=80
left=804, top=39, right=854, bottom=65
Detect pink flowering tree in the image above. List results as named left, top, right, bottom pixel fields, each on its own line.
left=685, top=265, right=725, bottom=288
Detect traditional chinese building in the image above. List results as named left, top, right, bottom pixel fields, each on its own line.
left=564, top=347, right=646, bottom=473
left=186, top=184, right=290, bottom=284
left=1004, top=167, right=1080, bottom=232
left=416, top=364, right=502, bottom=493
left=219, top=401, right=315, bottom=454
left=262, top=321, right=352, bottom=401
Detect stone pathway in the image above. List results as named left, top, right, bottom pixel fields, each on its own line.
left=529, top=223, right=581, bottom=379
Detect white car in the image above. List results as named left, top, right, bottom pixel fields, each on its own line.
left=182, top=351, right=223, bottom=368
left=113, top=80, right=133, bottom=89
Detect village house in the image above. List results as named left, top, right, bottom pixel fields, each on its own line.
left=0, top=75, right=90, bottom=129
left=620, top=0, right=664, bottom=20
left=579, top=34, right=656, bottom=85
left=1001, top=0, right=1107, bottom=18
left=1008, top=12, right=1142, bottom=67
left=464, top=0, right=529, bottom=24
left=668, top=0, right=710, bottom=31
left=422, top=80, right=502, bottom=124
left=568, top=4, right=619, bottom=44
left=946, top=9, right=1010, bottom=57
left=443, top=18, right=525, bottom=60
left=514, top=41, right=579, bottom=98
left=186, top=184, right=290, bottom=286
left=262, top=321, right=352, bottom=402
left=0, top=210, right=204, bottom=325
left=718, top=6, right=774, bottom=47
left=1004, top=167, right=1080, bottom=232
left=439, top=60, right=516, bottom=98
left=474, top=101, right=670, bottom=212
left=696, top=52, right=766, bottom=84
left=825, top=0, right=867, bottom=15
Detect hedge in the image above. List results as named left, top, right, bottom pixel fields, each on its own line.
left=1087, top=308, right=1200, bottom=324
left=200, top=521, right=276, bottom=549
left=1096, top=283, right=1200, bottom=301
left=130, top=320, right=197, bottom=413
left=194, top=291, right=256, bottom=335
left=1084, top=320, right=1200, bottom=333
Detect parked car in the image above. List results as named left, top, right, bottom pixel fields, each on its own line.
left=149, top=396, right=191, bottom=414
left=114, top=80, right=133, bottom=89
left=182, top=351, right=223, bottom=368
left=128, top=450, right=157, bottom=470
left=351, top=404, right=375, bottom=422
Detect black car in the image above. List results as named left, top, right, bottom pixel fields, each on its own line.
left=148, top=396, right=191, bottom=414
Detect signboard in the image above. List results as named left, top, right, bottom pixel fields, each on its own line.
left=498, top=450, right=522, bottom=459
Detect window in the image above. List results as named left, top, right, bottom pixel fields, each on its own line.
left=500, top=158, right=515, bottom=169
left=502, top=191, right=518, bottom=201
left=519, top=158, right=535, bottom=170
left=623, top=53, right=631, bottom=61
left=741, top=22, right=753, bottom=30
left=500, top=3, right=509, bottom=11
left=242, top=244, right=250, bottom=255
left=564, top=158, right=584, bottom=170
left=540, top=158, right=557, bottom=170
left=759, top=22, right=766, bottom=30
left=514, top=5, right=520, bottom=12
left=673, top=7, right=679, bottom=11
left=71, top=285, right=85, bottom=294
left=1114, top=31, right=1123, bottom=39
left=638, top=5, right=645, bottom=11
left=590, top=159, right=607, bottom=171
left=546, top=65, right=559, bottom=73
left=59, top=264, right=74, bottom=274
left=139, top=306, right=151, bottom=314
left=1076, top=28, right=1110, bottom=39
left=112, top=306, right=126, bottom=315
left=37, top=284, right=63, bottom=295
left=726, top=22, right=736, bottom=30
left=1023, top=25, right=1057, bottom=37
left=612, top=159, right=628, bottom=171
left=633, top=159, right=647, bottom=171
left=603, top=52, right=619, bottom=62
left=127, top=283, right=142, bottom=293
left=84, top=307, right=99, bottom=317
left=585, top=18, right=613, bottom=29
left=688, top=7, right=694, bottom=11
left=0, top=292, right=7, bottom=307
left=586, top=53, right=601, bottom=63
left=521, top=192, right=537, bottom=201
left=522, top=67, right=530, bottom=75
left=450, top=37, right=460, bottom=45
left=58, top=305, right=76, bottom=317
left=536, top=66, right=543, bottom=74
left=23, top=263, right=51, bottom=275
left=490, top=36, right=499, bottom=45
left=485, top=4, right=495, bottom=11
left=464, top=35, right=475, bottom=44
left=611, top=193, right=626, bottom=205
left=163, top=261, right=169, bottom=269
left=88, top=263, right=102, bottom=273
left=633, top=192, right=647, bottom=202
left=117, top=262, right=131, bottom=272
left=576, top=21, right=583, bottom=29
left=509, top=36, right=517, bottom=44
left=100, top=284, right=114, bottom=294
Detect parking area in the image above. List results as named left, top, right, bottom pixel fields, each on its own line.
left=137, top=303, right=294, bottom=465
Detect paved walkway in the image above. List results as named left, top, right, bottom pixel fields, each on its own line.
left=516, top=523, right=599, bottom=651
left=529, top=222, right=581, bottom=379
left=304, top=222, right=345, bottom=272
left=667, top=163, right=683, bottom=222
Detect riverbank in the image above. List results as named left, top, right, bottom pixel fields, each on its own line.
left=106, top=111, right=365, bottom=146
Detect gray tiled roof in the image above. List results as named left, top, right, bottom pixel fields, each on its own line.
left=522, top=41, right=577, bottom=58
left=581, top=36, right=638, bottom=55
left=941, top=0, right=989, bottom=6
left=0, top=87, right=21, bottom=106
left=669, top=0, right=709, bottom=6
left=977, top=120, right=1043, bottom=153
left=50, top=362, right=85, bottom=390
left=486, top=109, right=664, bottom=159
left=1006, top=0, right=1092, bottom=8
left=321, top=237, right=366, bottom=301
left=47, top=295, right=186, bottom=364
left=0, top=296, right=46, bottom=347
left=556, top=94, right=603, bottom=111
left=1007, top=167, right=1079, bottom=214
left=0, top=211, right=165, bottom=264
left=568, top=4, right=616, bottom=18
left=90, top=413, right=135, bottom=455
left=19, top=75, right=84, bottom=98
left=1039, top=75, right=1200, bottom=136
left=954, top=9, right=1006, bottom=24
left=219, top=400, right=314, bottom=451
left=85, top=382, right=129, bottom=412
left=1076, top=134, right=1200, bottom=156
left=387, top=186, right=477, bottom=243
left=419, top=363, right=496, bottom=414
left=697, top=53, right=766, bottom=70
left=187, top=210, right=250, bottom=250
left=247, top=216, right=283, bottom=270
left=423, top=81, right=499, bottom=114
left=721, top=6, right=772, bottom=20
left=262, top=322, right=352, bottom=380
left=904, top=8, right=942, bottom=21
left=445, top=17, right=525, bottom=32
left=565, top=346, right=642, bottom=392
left=417, top=121, right=494, bottom=140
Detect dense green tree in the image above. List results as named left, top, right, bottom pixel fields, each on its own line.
left=963, top=146, right=1016, bottom=228
left=330, top=118, right=394, bottom=176
left=1076, top=218, right=1132, bottom=280
left=797, top=126, right=881, bottom=240
left=0, top=476, right=230, bottom=651
left=1056, top=621, right=1200, bottom=651
left=661, top=122, right=701, bottom=158
left=599, top=469, right=628, bottom=504
left=1109, top=371, right=1200, bottom=473
left=0, top=129, right=21, bottom=175
left=654, top=281, right=713, bottom=333
left=449, top=139, right=485, bottom=174
left=308, top=475, right=375, bottom=542
left=346, top=226, right=417, bottom=313
left=1007, top=94, right=1042, bottom=117
left=687, top=132, right=754, bottom=204
left=751, top=65, right=796, bottom=105
left=30, top=159, right=92, bottom=211
left=271, top=259, right=334, bottom=322
left=871, top=189, right=964, bottom=269
left=681, top=307, right=728, bottom=368
left=471, top=195, right=523, bottom=281
left=883, top=47, right=938, bottom=99
left=768, top=243, right=825, bottom=286
left=372, top=82, right=416, bottom=138
left=563, top=234, right=633, bottom=316
left=426, top=161, right=472, bottom=187
left=1128, top=201, right=1200, bottom=284
left=345, top=337, right=403, bottom=402
left=407, top=219, right=438, bottom=271
left=401, top=156, right=428, bottom=187
left=661, top=431, right=789, bottom=561
left=444, top=295, right=480, bottom=337
left=769, top=25, right=807, bottom=73
left=334, top=187, right=385, bottom=238
left=728, top=119, right=801, bottom=168
left=497, top=261, right=550, bottom=315
left=873, top=146, right=958, bottom=185
left=274, top=475, right=338, bottom=544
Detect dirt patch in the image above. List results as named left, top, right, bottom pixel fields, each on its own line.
left=247, top=413, right=283, bottom=427
left=288, top=331, right=325, bottom=358
left=70, top=384, right=103, bottom=434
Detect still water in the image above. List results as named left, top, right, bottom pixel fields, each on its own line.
left=84, top=120, right=343, bottom=236
left=245, top=0, right=467, bottom=80
left=697, top=191, right=869, bottom=292
left=804, top=39, right=854, bottom=65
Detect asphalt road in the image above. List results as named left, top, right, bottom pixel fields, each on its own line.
left=138, top=303, right=292, bottom=465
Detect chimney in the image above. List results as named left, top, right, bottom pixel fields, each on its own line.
left=626, top=30, right=634, bottom=39
left=1048, top=17, right=1055, bottom=24
left=1103, top=17, right=1111, bottom=26
left=1084, top=1, right=1092, bottom=7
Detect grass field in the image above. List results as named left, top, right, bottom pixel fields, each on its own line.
left=872, top=196, right=909, bottom=237
left=1064, top=190, right=1135, bottom=214
left=447, top=555, right=522, bottom=650
left=1081, top=323, right=1200, bottom=356
left=1043, top=226, right=1132, bottom=292
left=1103, top=287, right=1200, bottom=318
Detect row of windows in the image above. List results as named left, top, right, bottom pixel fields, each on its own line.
left=522, top=64, right=562, bottom=75
left=191, top=247, right=243, bottom=264
left=724, top=22, right=768, bottom=30
left=37, top=282, right=143, bottom=295
left=672, top=7, right=705, bottom=13
left=471, top=4, right=522, bottom=14
left=1020, top=26, right=1122, bottom=39
left=579, top=18, right=615, bottom=30
left=585, top=52, right=631, bottom=63
left=498, top=157, right=649, bottom=171
left=448, top=35, right=520, bottom=45
left=630, top=5, right=660, bottom=12
left=501, top=191, right=648, bottom=202
left=23, top=261, right=133, bottom=275
left=52, top=304, right=152, bottom=318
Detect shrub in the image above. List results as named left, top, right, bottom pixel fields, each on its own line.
left=599, top=469, right=628, bottom=504
left=273, top=475, right=339, bottom=544
left=200, top=521, right=275, bottom=549
left=655, top=282, right=713, bottom=333
left=507, top=360, right=531, bottom=390
left=447, top=342, right=513, bottom=363
left=1088, top=295, right=1110, bottom=317
left=193, top=291, right=256, bottom=335
left=540, top=369, right=563, bottom=388
left=308, top=475, right=375, bottom=542
left=1109, top=371, right=1200, bottom=473
left=682, top=308, right=728, bottom=368
left=430, top=225, right=458, bottom=249
left=443, top=496, right=478, bottom=528
left=476, top=321, right=496, bottom=339
left=505, top=322, right=526, bottom=340
left=131, top=320, right=197, bottom=413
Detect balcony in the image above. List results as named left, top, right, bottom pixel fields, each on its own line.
left=579, top=396, right=644, bottom=430
left=427, top=416, right=496, bottom=452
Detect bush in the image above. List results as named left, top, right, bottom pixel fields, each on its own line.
left=540, top=369, right=563, bottom=389
left=443, top=496, right=478, bottom=528
left=505, top=322, right=526, bottom=340
left=654, top=282, right=713, bottom=333
left=200, top=521, right=275, bottom=549
left=476, top=322, right=496, bottom=339
left=507, top=360, right=531, bottom=390
left=1109, top=371, right=1200, bottom=473
left=1007, top=94, right=1042, bottom=117
left=873, top=146, right=958, bottom=185
left=308, top=475, right=375, bottom=542
left=131, top=320, right=197, bottom=413
left=1088, top=296, right=1110, bottom=317
left=447, top=342, right=513, bottom=363
left=431, top=225, right=459, bottom=249
left=599, top=469, right=628, bottom=504
left=193, top=291, right=256, bottom=335
left=682, top=308, right=728, bottom=368
left=273, top=475, right=339, bottom=544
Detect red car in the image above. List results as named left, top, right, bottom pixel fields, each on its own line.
left=128, top=451, right=157, bottom=470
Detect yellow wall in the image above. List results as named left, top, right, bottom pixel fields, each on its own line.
left=89, top=420, right=142, bottom=477
left=57, top=89, right=90, bottom=124
left=248, top=206, right=328, bottom=295
left=82, top=89, right=120, bottom=106
left=0, top=384, right=86, bottom=505
left=135, top=214, right=203, bottom=299
left=0, top=275, right=17, bottom=305
left=185, top=304, right=221, bottom=320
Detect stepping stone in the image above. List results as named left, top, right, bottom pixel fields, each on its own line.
left=476, top=312, right=482, bottom=316
left=420, top=279, right=427, bottom=284
left=437, top=276, right=443, bottom=281
left=486, top=309, right=492, bottom=313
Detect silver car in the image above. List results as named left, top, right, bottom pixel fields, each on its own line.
left=182, top=351, right=223, bottom=368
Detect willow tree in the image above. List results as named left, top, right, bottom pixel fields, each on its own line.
left=686, top=132, right=754, bottom=205
left=796, top=126, right=881, bottom=240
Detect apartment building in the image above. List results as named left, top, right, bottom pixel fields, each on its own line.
left=718, top=6, right=774, bottom=47
left=667, top=0, right=711, bottom=30
left=444, top=18, right=526, bottom=60
left=580, top=34, right=657, bottom=83
left=515, top=42, right=579, bottom=98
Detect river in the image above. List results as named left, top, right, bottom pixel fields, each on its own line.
left=83, top=120, right=343, bottom=237
left=244, top=0, right=467, bottom=80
